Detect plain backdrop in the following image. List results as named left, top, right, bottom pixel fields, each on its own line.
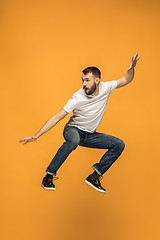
left=1, top=0, right=160, bottom=239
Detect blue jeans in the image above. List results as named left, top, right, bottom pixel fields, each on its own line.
left=45, top=126, right=125, bottom=176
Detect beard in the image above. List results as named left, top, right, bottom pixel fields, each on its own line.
left=83, top=82, right=97, bottom=95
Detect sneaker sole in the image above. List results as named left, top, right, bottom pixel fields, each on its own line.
left=85, top=180, right=106, bottom=193
left=41, top=183, right=56, bottom=191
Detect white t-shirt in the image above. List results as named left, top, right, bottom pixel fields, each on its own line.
left=63, top=80, right=117, bottom=133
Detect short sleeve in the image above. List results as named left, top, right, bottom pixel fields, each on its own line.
left=105, top=80, right=117, bottom=94
left=63, top=93, right=78, bottom=113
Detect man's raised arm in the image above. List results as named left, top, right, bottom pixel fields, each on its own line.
left=116, top=53, right=141, bottom=89
left=19, top=109, right=68, bottom=144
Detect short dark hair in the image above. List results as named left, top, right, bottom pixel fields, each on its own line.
left=82, top=66, right=101, bottom=79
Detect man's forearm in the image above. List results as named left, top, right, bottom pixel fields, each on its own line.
left=124, top=67, right=135, bottom=83
left=34, top=115, right=59, bottom=138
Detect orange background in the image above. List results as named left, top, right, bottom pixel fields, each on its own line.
left=1, top=0, right=160, bottom=239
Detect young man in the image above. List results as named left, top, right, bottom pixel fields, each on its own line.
left=19, top=53, right=141, bottom=193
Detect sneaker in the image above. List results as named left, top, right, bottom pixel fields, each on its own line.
left=85, top=174, right=106, bottom=193
left=41, top=176, right=59, bottom=190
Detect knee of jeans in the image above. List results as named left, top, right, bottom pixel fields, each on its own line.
left=120, top=140, right=125, bottom=151
left=116, top=139, right=125, bottom=152
left=66, top=135, right=80, bottom=150
left=68, top=141, right=79, bottom=150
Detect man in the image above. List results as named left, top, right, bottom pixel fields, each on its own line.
left=19, top=53, right=141, bottom=193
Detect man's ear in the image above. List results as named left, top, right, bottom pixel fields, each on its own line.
left=95, top=78, right=100, bottom=84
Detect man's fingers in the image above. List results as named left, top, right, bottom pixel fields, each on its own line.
left=19, top=137, right=34, bottom=143
left=137, top=56, right=141, bottom=60
left=134, top=56, right=141, bottom=63
left=19, top=140, right=26, bottom=143
left=19, top=138, right=35, bottom=144
left=133, top=54, right=141, bottom=62
left=135, top=53, right=138, bottom=58
left=135, top=53, right=141, bottom=61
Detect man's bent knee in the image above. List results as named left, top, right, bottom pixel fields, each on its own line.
left=118, top=139, right=125, bottom=151
left=65, top=139, right=80, bottom=150
left=114, top=139, right=125, bottom=153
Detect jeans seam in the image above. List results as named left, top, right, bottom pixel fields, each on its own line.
left=92, top=166, right=102, bottom=176
left=46, top=170, right=56, bottom=176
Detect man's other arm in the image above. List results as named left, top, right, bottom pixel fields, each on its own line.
left=19, top=109, right=69, bottom=144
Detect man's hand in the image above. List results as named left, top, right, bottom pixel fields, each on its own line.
left=19, top=136, right=38, bottom=145
left=128, top=53, right=141, bottom=70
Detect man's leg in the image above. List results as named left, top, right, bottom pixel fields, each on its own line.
left=79, top=131, right=125, bottom=176
left=79, top=131, right=125, bottom=193
left=42, top=126, right=90, bottom=190
left=45, top=126, right=81, bottom=176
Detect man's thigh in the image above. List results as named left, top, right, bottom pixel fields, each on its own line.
left=63, top=126, right=81, bottom=143
left=78, top=131, right=122, bottom=149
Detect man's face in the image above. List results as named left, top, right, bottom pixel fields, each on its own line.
left=81, top=72, right=99, bottom=95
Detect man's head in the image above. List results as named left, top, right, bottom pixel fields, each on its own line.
left=81, top=66, right=101, bottom=95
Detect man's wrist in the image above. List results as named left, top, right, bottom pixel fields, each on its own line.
left=128, top=66, right=134, bottom=71
left=34, top=134, right=40, bottom=139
